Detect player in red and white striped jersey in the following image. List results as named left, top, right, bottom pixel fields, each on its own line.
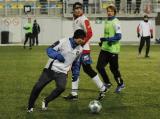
left=64, top=2, right=106, bottom=100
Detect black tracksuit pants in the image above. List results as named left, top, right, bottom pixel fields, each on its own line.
left=32, top=33, right=39, bottom=46
left=96, top=50, right=123, bottom=86
left=24, top=33, right=32, bottom=48
left=28, top=69, right=67, bottom=109
left=139, top=36, right=150, bottom=57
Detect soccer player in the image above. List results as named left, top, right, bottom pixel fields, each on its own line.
left=23, top=17, right=33, bottom=49
left=96, top=5, right=125, bottom=96
left=27, top=29, right=86, bottom=112
left=64, top=2, right=106, bottom=100
left=32, top=19, right=40, bottom=46
left=137, top=14, right=153, bottom=58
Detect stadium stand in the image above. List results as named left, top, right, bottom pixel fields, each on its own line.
left=0, top=0, right=159, bottom=44
left=0, top=0, right=157, bottom=17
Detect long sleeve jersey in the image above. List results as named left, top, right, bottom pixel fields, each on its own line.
left=45, top=38, right=83, bottom=74
left=73, top=14, right=92, bottom=54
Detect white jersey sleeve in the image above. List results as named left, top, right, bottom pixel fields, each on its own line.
left=113, top=20, right=122, bottom=34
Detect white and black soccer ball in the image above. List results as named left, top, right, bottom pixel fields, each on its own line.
left=88, top=100, right=102, bottom=113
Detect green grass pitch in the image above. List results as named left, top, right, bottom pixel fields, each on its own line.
left=0, top=45, right=160, bottom=119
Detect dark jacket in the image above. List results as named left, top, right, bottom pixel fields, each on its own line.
left=32, top=23, right=40, bottom=34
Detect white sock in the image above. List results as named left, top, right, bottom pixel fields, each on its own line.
left=92, top=74, right=105, bottom=91
left=71, top=78, right=79, bottom=96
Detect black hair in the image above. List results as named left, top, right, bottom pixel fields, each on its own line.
left=144, top=14, right=149, bottom=22
left=73, top=2, right=83, bottom=10
left=73, top=29, right=86, bottom=39
left=144, top=14, right=149, bottom=18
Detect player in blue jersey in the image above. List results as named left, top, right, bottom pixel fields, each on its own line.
left=27, top=29, right=86, bottom=112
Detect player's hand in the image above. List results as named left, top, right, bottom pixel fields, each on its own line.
left=107, top=41, right=112, bottom=46
left=99, top=42, right=102, bottom=47
left=137, top=33, right=140, bottom=38
left=24, top=27, right=30, bottom=30
left=100, top=37, right=107, bottom=41
left=56, top=54, right=65, bottom=63
left=151, top=34, right=153, bottom=39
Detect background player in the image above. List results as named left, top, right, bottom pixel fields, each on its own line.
left=23, top=17, right=33, bottom=49
left=137, top=14, right=153, bottom=58
left=32, top=19, right=40, bottom=46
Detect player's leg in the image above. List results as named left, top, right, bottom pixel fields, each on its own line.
left=32, top=34, right=35, bottom=46
left=27, top=69, right=52, bottom=112
left=81, top=53, right=106, bottom=91
left=64, top=58, right=81, bottom=100
left=109, top=54, right=124, bottom=93
left=82, top=63, right=107, bottom=100
left=36, top=34, right=39, bottom=46
left=24, top=33, right=28, bottom=49
left=43, top=71, right=67, bottom=110
left=82, top=63, right=106, bottom=90
left=138, top=37, right=145, bottom=55
left=145, top=36, right=150, bottom=57
left=29, top=33, right=32, bottom=49
left=96, top=50, right=111, bottom=85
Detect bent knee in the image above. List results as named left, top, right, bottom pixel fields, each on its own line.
left=57, top=86, right=65, bottom=93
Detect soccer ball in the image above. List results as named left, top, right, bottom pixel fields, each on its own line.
left=88, top=100, right=102, bottom=113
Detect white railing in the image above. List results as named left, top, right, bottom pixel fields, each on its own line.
left=63, top=0, right=159, bottom=17
left=0, top=0, right=159, bottom=17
